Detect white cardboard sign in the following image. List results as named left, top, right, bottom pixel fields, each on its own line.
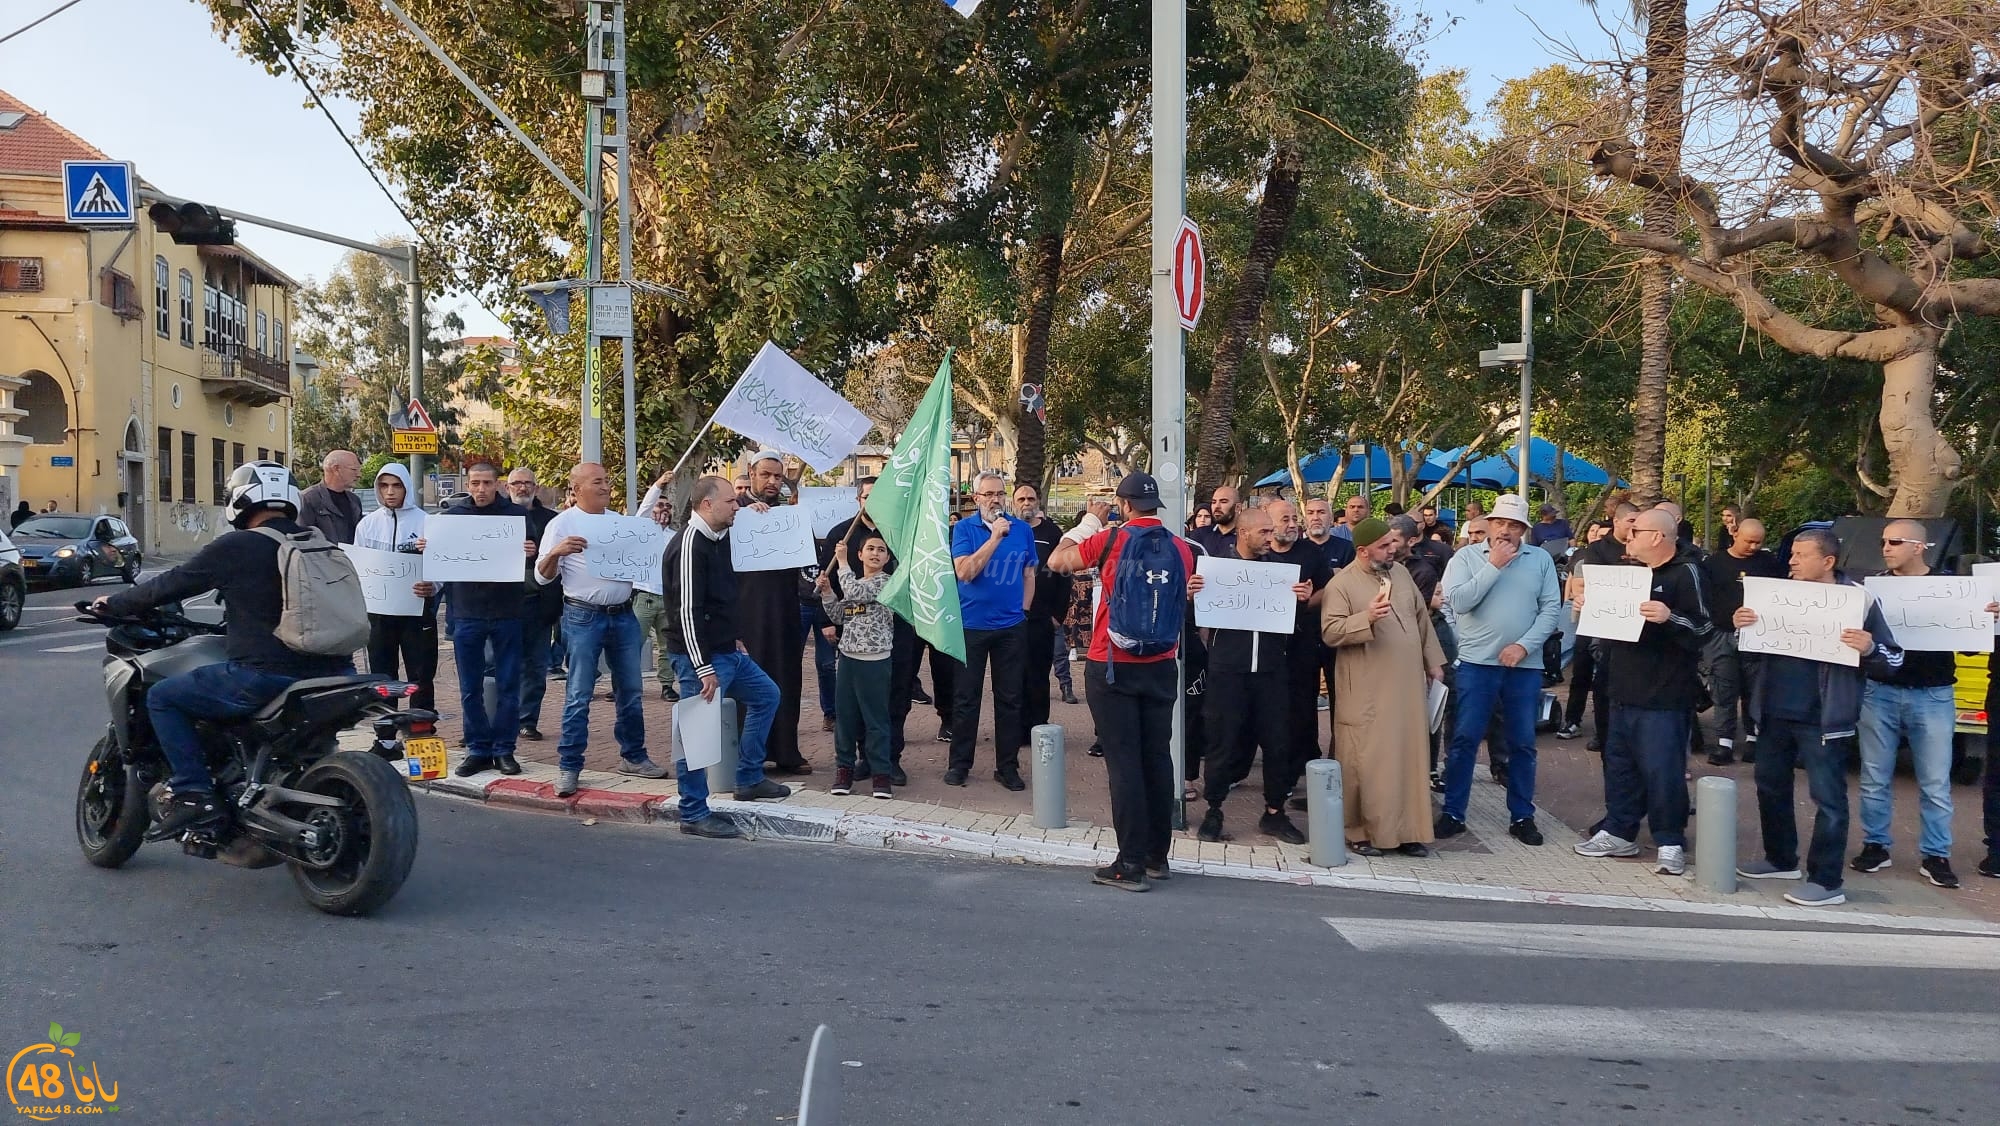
left=799, top=486, right=861, bottom=539
left=1864, top=575, right=1994, bottom=652
left=730, top=504, right=817, bottom=572
left=341, top=544, right=425, bottom=617
left=567, top=512, right=670, bottom=584
left=1574, top=564, right=1648, bottom=642
left=1737, top=577, right=1867, bottom=666
left=421, top=515, right=527, bottom=583
left=1192, top=556, right=1300, bottom=634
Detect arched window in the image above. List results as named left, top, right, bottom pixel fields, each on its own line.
left=15, top=370, right=67, bottom=445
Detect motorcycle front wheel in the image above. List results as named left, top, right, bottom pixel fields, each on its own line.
left=76, top=735, right=148, bottom=868
left=286, top=751, right=419, bottom=916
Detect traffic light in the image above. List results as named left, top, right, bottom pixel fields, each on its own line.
left=147, top=201, right=236, bottom=246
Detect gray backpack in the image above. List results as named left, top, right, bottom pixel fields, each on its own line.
left=251, top=525, right=370, bottom=656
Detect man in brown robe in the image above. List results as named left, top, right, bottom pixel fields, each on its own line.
left=1320, top=517, right=1446, bottom=856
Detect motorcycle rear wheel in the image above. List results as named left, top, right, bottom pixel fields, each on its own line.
left=286, top=751, right=419, bottom=916
left=76, top=735, right=148, bottom=868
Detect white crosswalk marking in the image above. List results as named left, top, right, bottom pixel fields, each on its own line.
left=41, top=642, right=103, bottom=653
left=1324, top=917, right=2000, bottom=971
left=1429, top=1004, right=2000, bottom=1063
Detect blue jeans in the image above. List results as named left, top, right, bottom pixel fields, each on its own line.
left=1441, top=662, right=1540, bottom=822
left=1601, top=705, right=1692, bottom=847
left=557, top=602, right=648, bottom=772
left=517, top=614, right=555, bottom=729
left=452, top=616, right=522, bottom=756
left=147, top=662, right=323, bottom=793
left=807, top=605, right=838, bottom=718
left=1756, top=717, right=1851, bottom=890
left=1857, top=681, right=1954, bottom=857
left=667, top=650, right=780, bottom=822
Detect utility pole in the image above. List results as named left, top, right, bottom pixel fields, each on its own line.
left=1151, top=0, right=1189, bottom=822
left=580, top=2, right=608, bottom=468
left=403, top=246, right=423, bottom=489
left=1479, top=288, right=1535, bottom=501
left=600, top=0, right=639, bottom=513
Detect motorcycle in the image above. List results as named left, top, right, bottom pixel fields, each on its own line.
left=71, top=600, right=436, bottom=916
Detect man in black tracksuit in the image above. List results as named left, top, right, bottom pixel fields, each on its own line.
left=664, top=475, right=789, bottom=837
left=1573, top=509, right=1714, bottom=875
left=1263, top=499, right=1335, bottom=805
left=510, top=467, right=564, bottom=739
left=1194, top=507, right=1314, bottom=846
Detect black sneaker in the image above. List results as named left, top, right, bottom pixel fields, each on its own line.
left=1979, top=854, right=2000, bottom=879
left=1706, top=750, right=1736, bottom=766
left=1398, top=842, right=1431, bottom=858
left=1091, top=863, right=1149, bottom=891
left=995, top=771, right=1027, bottom=792
left=1144, top=857, right=1172, bottom=880
left=943, top=768, right=968, bottom=787
left=1087, top=743, right=1105, bottom=757
left=1433, top=813, right=1467, bottom=839
left=1197, top=807, right=1226, bottom=843
left=1508, top=818, right=1544, bottom=846
left=680, top=814, right=741, bottom=839
left=1555, top=723, right=1582, bottom=740
left=1258, top=810, right=1306, bottom=845
left=890, top=765, right=909, bottom=787
left=147, top=790, right=227, bottom=841
left=734, top=779, right=793, bottom=801
left=1490, top=763, right=1510, bottom=787
left=1851, top=842, right=1892, bottom=873
left=660, top=683, right=680, bottom=702
left=519, top=726, right=544, bottom=741
left=936, top=724, right=953, bottom=743
left=1585, top=738, right=1604, bottom=753
left=1429, top=769, right=1444, bottom=794
left=1921, top=855, right=1961, bottom=889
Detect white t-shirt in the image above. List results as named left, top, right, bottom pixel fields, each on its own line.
left=536, top=506, right=635, bottom=605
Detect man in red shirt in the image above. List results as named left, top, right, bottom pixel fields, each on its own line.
left=1050, top=472, right=1202, bottom=891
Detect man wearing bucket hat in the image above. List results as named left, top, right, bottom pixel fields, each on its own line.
left=1435, top=493, right=1563, bottom=845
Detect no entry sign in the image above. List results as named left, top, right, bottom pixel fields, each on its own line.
left=1173, top=216, right=1205, bottom=331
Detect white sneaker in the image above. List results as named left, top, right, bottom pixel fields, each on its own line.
left=1655, top=845, right=1686, bottom=876
left=1574, top=830, right=1641, bottom=858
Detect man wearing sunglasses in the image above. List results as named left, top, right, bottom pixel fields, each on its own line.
left=1852, top=522, right=1979, bottom=889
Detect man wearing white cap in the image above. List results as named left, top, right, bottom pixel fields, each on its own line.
left=737, top=450, right=815, bottom=774
left=1435, top=493, right=1563, bottom=845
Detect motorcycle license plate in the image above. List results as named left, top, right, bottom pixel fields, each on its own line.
left=402, top=737, right=448, bottom=780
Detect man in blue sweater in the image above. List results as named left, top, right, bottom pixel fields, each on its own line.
left=1435, top=493, right=1563, bottom=845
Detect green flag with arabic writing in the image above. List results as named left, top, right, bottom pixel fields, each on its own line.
left=865, top=352, right=966, bottom=662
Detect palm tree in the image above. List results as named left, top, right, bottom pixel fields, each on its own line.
left=1588, top=0, right=1686, bottom=506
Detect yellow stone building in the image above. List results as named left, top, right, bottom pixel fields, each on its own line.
left=0, top=90, right=297, bottom=555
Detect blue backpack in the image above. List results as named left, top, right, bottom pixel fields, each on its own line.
left=1104, top=524, right=1185, bottom=680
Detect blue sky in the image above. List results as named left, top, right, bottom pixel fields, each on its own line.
left=0, top=0, right=1621, bottom=338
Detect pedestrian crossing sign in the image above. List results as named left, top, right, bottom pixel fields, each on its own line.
left=62, top=161, right=136, bottom=225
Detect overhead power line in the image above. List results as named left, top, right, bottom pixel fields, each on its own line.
left=0, top=0, right=89, bottom=47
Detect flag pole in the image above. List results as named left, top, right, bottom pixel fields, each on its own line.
left=664, top=417, right=717, bottom=481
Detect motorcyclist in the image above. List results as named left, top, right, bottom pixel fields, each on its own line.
left=96, top=462, right=356, bottom=837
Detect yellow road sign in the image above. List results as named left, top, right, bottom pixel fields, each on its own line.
left=392, top=430, right=439, bottom=454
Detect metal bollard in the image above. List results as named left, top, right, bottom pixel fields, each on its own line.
left=707, top=697, right=739, bottom=796
left=1695, top=774, right=1738, bottom=893
left=1031, top=724, right=1066, bottom=829
left=1304, top=758, right=1347, bottom=868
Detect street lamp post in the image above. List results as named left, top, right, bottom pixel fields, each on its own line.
left=1705, top=456, right=1732, bottom=548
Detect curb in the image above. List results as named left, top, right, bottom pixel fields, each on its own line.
left=406, top=773, right=2000, bottom=936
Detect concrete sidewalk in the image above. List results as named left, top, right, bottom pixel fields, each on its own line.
left=394, top=642, right=2000, bottom=931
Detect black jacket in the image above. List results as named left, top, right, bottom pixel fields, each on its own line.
left=298, top=484, right=363, bottom=545
left=1605, top=544, right=1715, bottom=710
left=520, top=499, right=563, bottom=617
left=1749, top=574, right=1906, bottom=740
left=664, top=519, right=738, bottom=678
left=105, top=517, right=354, bottom=677
left=441, top=496, right=528, bottom=620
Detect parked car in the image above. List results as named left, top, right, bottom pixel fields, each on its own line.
left=10, top=513, right=142, bottom=588
left=0, top=527, right=24, bottom=630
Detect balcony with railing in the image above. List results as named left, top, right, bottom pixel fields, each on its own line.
left=198, top=340, right=291, bottom=406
